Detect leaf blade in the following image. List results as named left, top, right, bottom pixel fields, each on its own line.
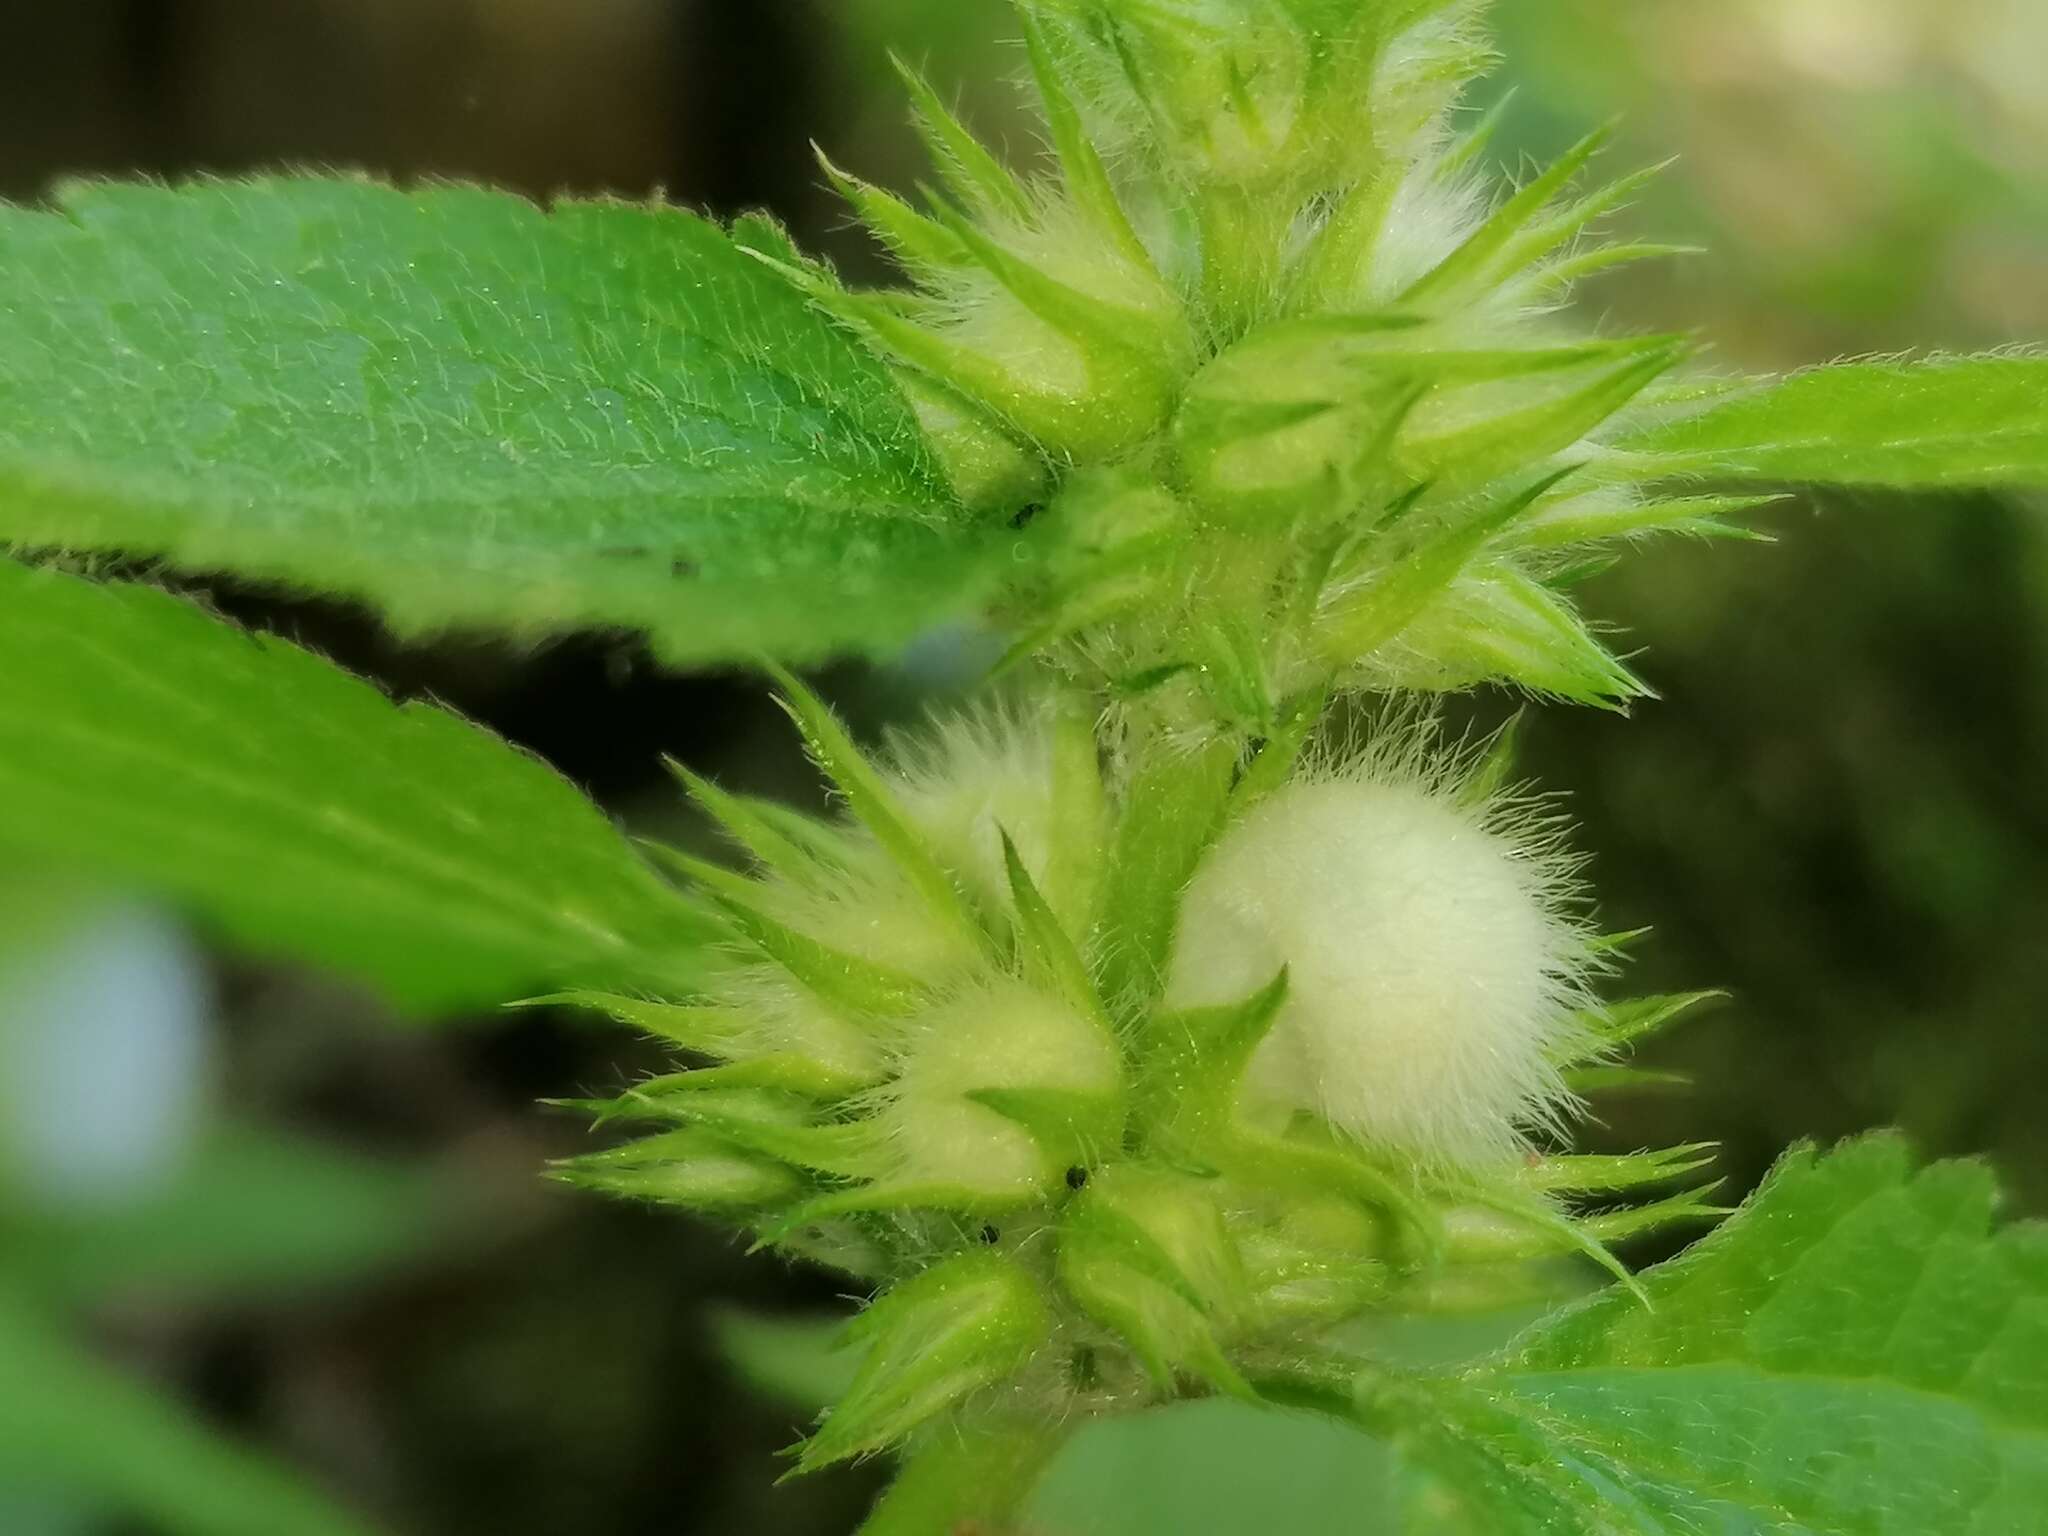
left=0, top=561, right=712, bottom=1012
left=1619, top=355, right=2048, bottom=488
left=0, top=176, right=1016, bottom=663
left=1392, top=1135, right=2048, bottom=1533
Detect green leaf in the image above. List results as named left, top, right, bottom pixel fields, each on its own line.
left=0, top=1290, right=377, bottom=1536
left=859, top=1422, right=1065, bottom=1536
left=1387, top=1134, right=2048, bottom=1533
left=0, top=176, right=1018, bottom=664
left=9, top=1125, right=453, bottom=1303
left=0, top=561, right=712, bottom=1012
left=1031, top=1399, right=1397, bottom=1536
left=1620, top=356, right=2048, bottom=488
left=713, top=1308, right=862, bottom=1414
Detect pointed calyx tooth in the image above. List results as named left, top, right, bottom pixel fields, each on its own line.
left=890, top=53, right=1036, bottom=220
left=1310, top=466, right=1579, bottom=667
left=1057, top=1164, right=1256, bottom=1398
left=797, top=1250, right=1052, bottom=1470
left=1346, top=561, right=1652, bottom=708
left=820, top=41, right=1194, bottom=469
left=830, top=259, right=1185, bottom=464
left=813, top=145, right=969, bottom=274
left=548, top=1128, right=803, bottom=1210
left=889, top=369, right=1050, bottom=513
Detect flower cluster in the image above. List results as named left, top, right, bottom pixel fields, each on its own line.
left=551, top=675, right=1717, bottom=1467
left=756, top=0, right=1764, bottom=741
left=557, top=0, right=1734, bottom=1478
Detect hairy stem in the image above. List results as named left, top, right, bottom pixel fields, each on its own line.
left=856, top=1418, right=1068, bottom=1536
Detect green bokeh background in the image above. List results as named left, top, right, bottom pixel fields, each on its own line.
left=1, top=2, right=2043, bottom=1532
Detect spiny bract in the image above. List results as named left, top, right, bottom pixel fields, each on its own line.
left=554, top=0, right=1736, bottom=1480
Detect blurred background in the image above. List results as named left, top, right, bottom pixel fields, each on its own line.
left=1, top=2, right=2044, bottom=1533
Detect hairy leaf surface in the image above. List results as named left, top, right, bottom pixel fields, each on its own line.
left=0, top=561, right=712, bottom=1011
left=1390, top=1135, right=2048, bottom=1533
left=1621, top=356, right=2048, bottom=488
left=0, top=177, right=1016, bottom=663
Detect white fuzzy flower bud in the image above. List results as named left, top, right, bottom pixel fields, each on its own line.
left=1165, top=760, right=1588, bottom=1168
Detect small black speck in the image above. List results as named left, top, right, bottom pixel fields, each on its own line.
left=1009, top=502, right=1045, bottom=530
left=669, top=557, right=699, bottom=580
left=979, top=1223, right=1002, bottom=1245
left=1065, top=1165, right=1088, bottom=1191
left=1070, top=1345, right=1101, bottom=1390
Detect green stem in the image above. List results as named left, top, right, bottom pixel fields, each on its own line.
left=1242, top=1352, right=1425, bottom=1447
left=856, top=1419, right=1067, bottom=1536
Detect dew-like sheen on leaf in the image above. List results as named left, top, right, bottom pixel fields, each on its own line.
left=1394, top=1134, right=2048, bottom=1534
left=1620, top=356, right=2048, bottom=488
left=0, top=176, right=1018, bottom=663
left=0, top=560, right=714, bottom=1012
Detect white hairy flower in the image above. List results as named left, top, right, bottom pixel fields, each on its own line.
left=1165, top=744, right=1592, bottom=1168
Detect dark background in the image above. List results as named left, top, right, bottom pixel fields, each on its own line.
left=2, top=3, right=2044, bottom=1533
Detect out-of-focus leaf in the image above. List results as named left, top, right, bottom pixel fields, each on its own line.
left=0, top=561, right=715, bottom=1013
left=1029, top=1399, right=1396, bottom=1536
left=10, top=1125, right=459, bottom=1303
left=1022, top=1301, right=1567, bottom=1536
left=713, top=1308, right=861, bottom=1414
left=0, top=1290, right=379, bottom=1536
left=0, top=176, right=1018, bottom=664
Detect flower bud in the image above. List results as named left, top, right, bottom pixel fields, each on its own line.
left=1165, top=761, right=1589, bottom=1168
left=799, top=1250, right=1051, bottom=1470
left=886, top=709, right=1064, bottom=926
left=1172, top=316, right=1418, bottom=529
left=1057, top=1164, right=1252, bottom=1394
left=883, top=978, right=1123, bottom=1203
left=1234, top=1186, right=1393, bottom=1323
left=894, top=370, right=1051, bottom=513
left=1116, top=0, right=1317, bottom=186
